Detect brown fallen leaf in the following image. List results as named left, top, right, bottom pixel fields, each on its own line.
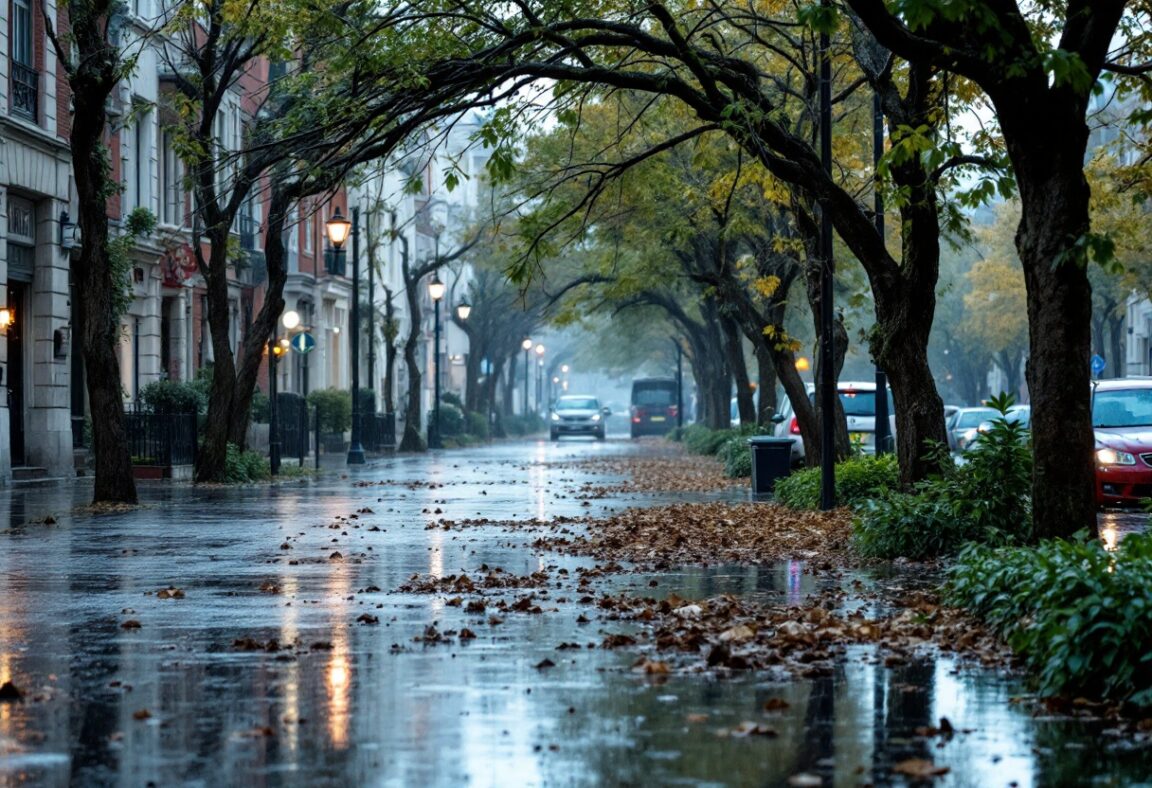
left=727, top=721, right=778, bottom=737
left=121, top=620, right=142, bottom=630
left=763, top=698, right=791, bottom=712
left=132, top=709, right=152, bottom=720
left=535, top=658, right=556, bottom=669
left=892, top=758, right=950, bottom=779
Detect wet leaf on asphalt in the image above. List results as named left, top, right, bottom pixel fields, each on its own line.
left=535, top=658, right=556, bottom=669
left=763, top=698, right=791, bottom=712
left=724, top=721, right=778, bottom=737
left=155, top=587, right=185, bottom=599
left=892, top=758, right=949, bottom=778
left=121, top=620, right=142, bottom=630
left=132, top=709, right=151, bottom=720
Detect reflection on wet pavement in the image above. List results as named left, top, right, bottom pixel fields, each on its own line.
left=0, top=438, right=1148, bottom=786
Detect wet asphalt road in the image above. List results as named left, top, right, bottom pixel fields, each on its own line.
left=1, top=437, right=1149, bottom=787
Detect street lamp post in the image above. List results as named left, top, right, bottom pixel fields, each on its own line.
left=269, top=309, right=300, bottom=476
left=521, top=337, right=532, bottom=416
left=325, top=206, right=364, bottom=464
left=428, top=274, right=446, bottom=449
left=456, top=299, right=471, bottom=406
left=534, top=344, right=545, bottom=413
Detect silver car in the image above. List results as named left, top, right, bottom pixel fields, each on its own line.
left=550, top=395, right=608, bottom=441
left=773, top=381, right=896, bottom=465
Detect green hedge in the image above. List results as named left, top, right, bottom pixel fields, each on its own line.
left=222, top=443, right=270, bottom=483
left=139, top=379, right=207, bottom=415
left=946, top=532, right=1152, bottom=707
left=307, top=388, right=352, bottom=434
left=774, top=454, right=899, bottom=510
left=854, top=396, right=1031, bottom=560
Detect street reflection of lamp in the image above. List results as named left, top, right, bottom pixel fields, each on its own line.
left=325, top=207, right=364, bottom=465
left=521, top=337, right=532, bottom=416
left=428, top=274, right=445, bottom=449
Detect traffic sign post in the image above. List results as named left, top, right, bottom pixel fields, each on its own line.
left=290, top=332, right=315, bottom=354
left=1091, top=353, right=1106, bottom=379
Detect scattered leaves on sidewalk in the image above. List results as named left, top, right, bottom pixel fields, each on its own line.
left=891, top=758, right=950, bottom=779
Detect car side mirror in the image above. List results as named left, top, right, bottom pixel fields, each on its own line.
left=770, top=414, right=785, bottom=424
left=601, top=407, right=612, bottom=417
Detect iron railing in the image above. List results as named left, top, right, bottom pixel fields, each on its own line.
left=361, top=412, right=396, bottom=451
left=275, top=394, right=309, bottom=462
left=124, top=410, right=198, bottom=467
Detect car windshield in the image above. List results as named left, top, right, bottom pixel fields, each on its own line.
left=557, top=398, right=598, bottom=410
left=957, top=408, right=998, bottom=428
left=1092, top=388, right=1152, bottom=427
left=837, top=389, right=894, bottom=417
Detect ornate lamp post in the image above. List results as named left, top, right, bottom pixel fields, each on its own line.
left=268, top=309, right=300, bottom=476
left=428, top=273, right=446, bottom=449
left=325, top=206, right=364, bottom=464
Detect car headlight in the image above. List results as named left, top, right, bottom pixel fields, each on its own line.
left=591, top=414, right=600, bottom=422
left=551, top=413, right=560, bottom=422
left=1096, top=448, right=1136, bottom=466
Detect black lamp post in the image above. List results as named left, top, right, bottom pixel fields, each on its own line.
left=534, top=343, right=545, bottom=414
left=326, top=206, right=364, bottom=464
left=428, top=273, right=446, bottom=449
left=521, top=337, right=532, bottom=416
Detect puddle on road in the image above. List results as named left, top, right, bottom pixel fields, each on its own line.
left=1, top=442, right=1149, bottom=786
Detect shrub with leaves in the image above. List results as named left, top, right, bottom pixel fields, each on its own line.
left=466, top=411, right=489, bottom=438
left=774, top=453, right=900, bottom=510
left=139, top=379, right=206, bottom=415
left=946, top=532, right=1152, bottom=707
left=430, top=403, right=465, bottom=436
left=307, top=388, right=352, bottom=434
left=222, top=443, right=270, bottom=483
left=854, top=394, right=1031, bottom=560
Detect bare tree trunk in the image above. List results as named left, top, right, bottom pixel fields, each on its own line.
left=398, top=280, right=425, bottom=452
left=64, top=0, right=137, bottom=503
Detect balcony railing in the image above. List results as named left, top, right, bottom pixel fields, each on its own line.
left=10, top=62, right=38, bottom=121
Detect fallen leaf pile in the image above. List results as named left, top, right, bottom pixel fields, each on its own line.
left=540, top=502, right=856, bottom=570
left=555, top=452, right=739, bottom=494
left=398, top=567, right=553, bottom=594
left=587, top=588, right=1012, bottom=677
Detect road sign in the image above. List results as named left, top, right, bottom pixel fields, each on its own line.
left=290, top=332, right=315, bottom=354
left=1091, top=353, right=1106, bottom=377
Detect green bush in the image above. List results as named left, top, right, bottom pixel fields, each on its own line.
left=443, top=391, right=464, bottom=409
left=222, top=443, right=270, bottom=483
left=854, top=394, right=1031, bottom=560
left=721, top=436, right=752, bottom=478
left=946, top=532, right=1152, bottom=707
left=139, top=379, right=206, bottom=414
left=504, top=414, right=544, bottom=436
left=307, top=388, right=352, bottom=434
left=430, top=403, right=465, bottom=436
left=466, top=410, right=489, bottom=439
left=774, top=453, right=900, bottom=510
left=682, top=424, right=737, bottom=455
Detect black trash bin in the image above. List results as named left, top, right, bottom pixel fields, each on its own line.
left=747, top=436, right=794, bottom=494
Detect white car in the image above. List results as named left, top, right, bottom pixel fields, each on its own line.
left=773, top=381, right=896, bottom=465
left=550, top=395, right=608, bottom=441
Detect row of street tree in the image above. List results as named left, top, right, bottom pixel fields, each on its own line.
left=61, top=0, right=1152, bottom=544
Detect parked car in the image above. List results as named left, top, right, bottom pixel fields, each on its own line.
left=630, top=378, right=679, bottom=437
left=959, top=405, right=1032, bottom=451
left=1092, top=378, right=1152, bottom=506
left=550, top=395, right=609, bottom=441
left=947, top=406, right=1000, bottom=452
left=774, top=381, right=896, bottom=465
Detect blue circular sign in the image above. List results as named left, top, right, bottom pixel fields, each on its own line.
left=1091, top=354, right=1106, bottom=375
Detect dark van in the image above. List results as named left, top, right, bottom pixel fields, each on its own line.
left=630, top=378, right=679, bottom=438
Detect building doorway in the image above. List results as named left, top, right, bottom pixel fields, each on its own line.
left=7, top=282, right=27, bottom=466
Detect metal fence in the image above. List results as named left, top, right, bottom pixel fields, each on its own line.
left=361, top=412, right=396, bottom=451
left=124, top=410, right=198, bottom=466
left=276, top=395, right=310, bottom=462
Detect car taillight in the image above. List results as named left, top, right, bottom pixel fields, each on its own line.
left=789, top=417, right=800, bottom=434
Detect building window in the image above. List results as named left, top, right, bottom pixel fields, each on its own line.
left=159, top=130, right=184, bottom=226
left=131, top=102, right=153, bottom=213
left=9, top=0, right=37, bottom=120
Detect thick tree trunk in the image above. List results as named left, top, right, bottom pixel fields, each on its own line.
left=755, top=344, right=777, bottom=424
left=383, top=288, right=398, bottom=413
left=67, top=13, right=136, bottom=504
left=725, top=318, right=756, bottom=426
left=398, top=282, right=425, bottom=452
left=1015, top=148, right=1097, bottom=539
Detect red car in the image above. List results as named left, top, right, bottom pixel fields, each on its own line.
left=1093, top=378, right=1152, bottom=507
